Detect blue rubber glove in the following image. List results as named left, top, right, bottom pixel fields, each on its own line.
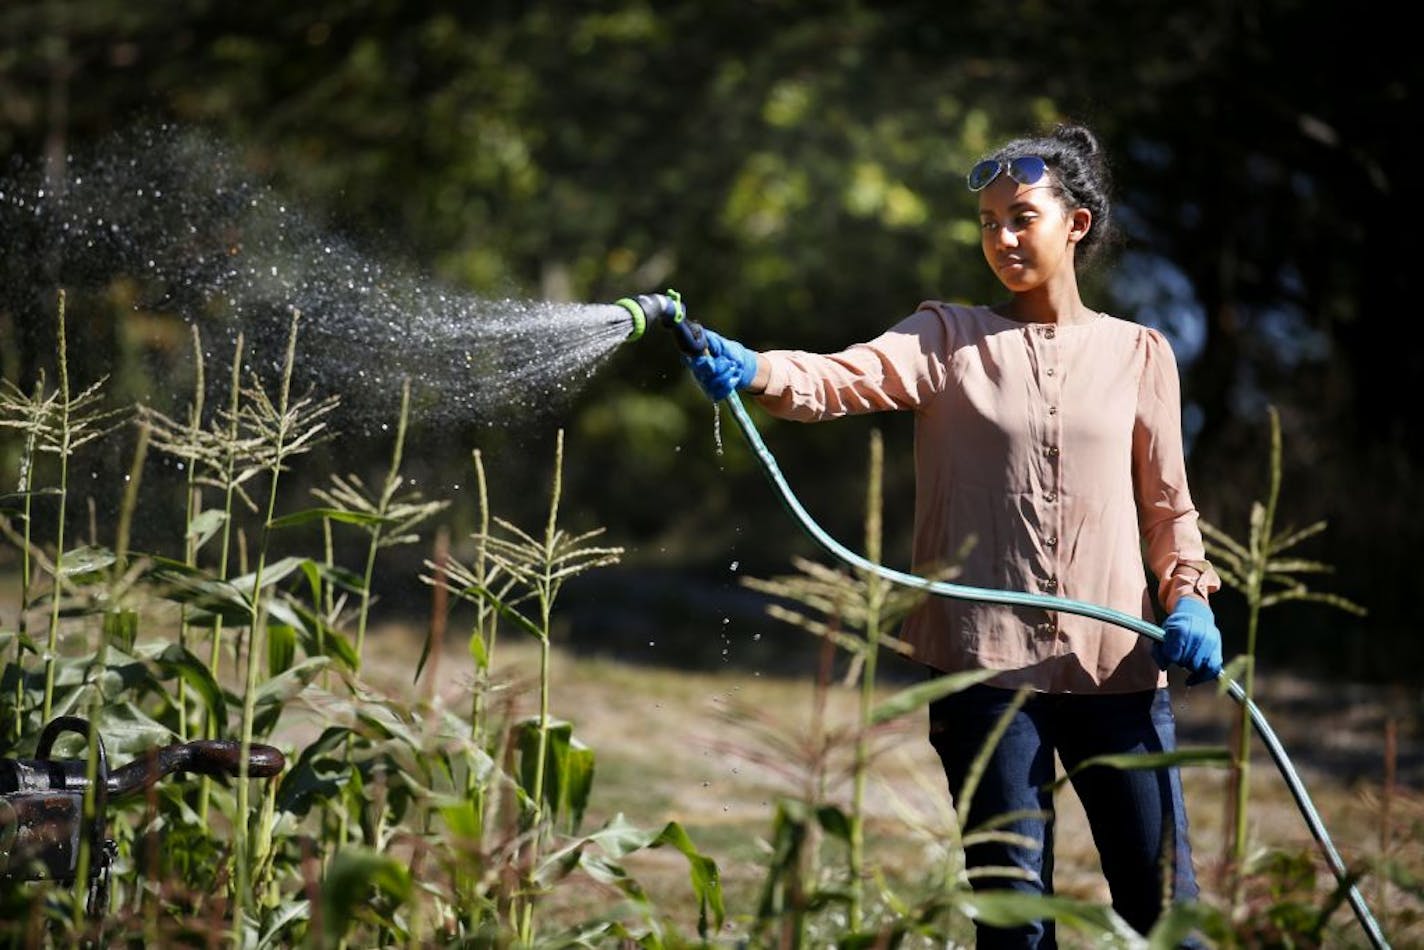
left=1153, top=597, right=1223, bottom=686
left=685, top=328, right=760, bottom=402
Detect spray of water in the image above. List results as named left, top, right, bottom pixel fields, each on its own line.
left=0, top=125, right=636, bottom=426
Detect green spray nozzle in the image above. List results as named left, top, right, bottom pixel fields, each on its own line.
left=615, top=289, right=708, bottom=357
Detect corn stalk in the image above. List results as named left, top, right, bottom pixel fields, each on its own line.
left=1198, top=405, right=1367, bottom=913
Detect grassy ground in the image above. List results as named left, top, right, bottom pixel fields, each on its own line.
left=360, top=619, right=1422, bottom=946
left=2, top=559, right=1414, bottom=945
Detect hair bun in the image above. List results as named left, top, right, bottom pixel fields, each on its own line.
left=1052, top=123, right=1100, bottom=159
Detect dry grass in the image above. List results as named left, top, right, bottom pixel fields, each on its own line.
left=2, top=557, right=1410, bottom=943
left=357, top=618, right=1418, bottom=944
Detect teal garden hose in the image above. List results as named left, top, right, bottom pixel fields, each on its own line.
left=718, top=389, right=1388, bottom=949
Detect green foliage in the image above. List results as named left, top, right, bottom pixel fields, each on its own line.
left=0, top=303, right=724, bottom=948
left=1, top=0, right=1414, bottom=684
left=515, top=716, right=595, bottom=835
left=0, top=297, right=1416, bottom=947
left=538, top=814, right=726, bottom=941
left=866, top=670, right=1000, bottom=728
left=1044, top=748, right=1232, bottom=794
left=320, top=848, right=413, bottom=946
left=0, top=6, right=1412, bottom=939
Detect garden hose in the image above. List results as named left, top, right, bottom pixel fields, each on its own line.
left=715, top=389, right=1389, bottom=950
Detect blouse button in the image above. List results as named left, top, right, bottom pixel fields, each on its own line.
left=1045, top=491, right=1057, bottom=502
left=1044, top=575, right=1058, bottom=590
left=1046, top=535, right=1058, bottom=547
left=1046, top=367, right=1055, bottom=376
left=1045, top=327, right=1056, bottom=339
left=1048, top=406, right=1058, bottom=415
left=1046, top=446, right=1059, bottom=458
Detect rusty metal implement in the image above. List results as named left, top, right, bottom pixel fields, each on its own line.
left=0, top=715, right=285, bottom=916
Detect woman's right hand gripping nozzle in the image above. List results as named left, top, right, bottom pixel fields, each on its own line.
left=686, top=328, right=759, bottom=402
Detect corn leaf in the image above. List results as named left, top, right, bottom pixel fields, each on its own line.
left=1044, top=747, right=1231, bottom=792
left=867, top=669, right=1001, bottom=726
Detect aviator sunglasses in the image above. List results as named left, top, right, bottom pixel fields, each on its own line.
left=967, top=155, right=1049, bottom=192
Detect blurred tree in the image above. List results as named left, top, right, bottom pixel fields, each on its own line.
left=0, top=0, right=1415, bottom=678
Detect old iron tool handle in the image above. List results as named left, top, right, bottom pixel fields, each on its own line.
left=106, top=740, right=286, bottom=798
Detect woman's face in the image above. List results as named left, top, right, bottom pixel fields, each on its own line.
left=977, top=173, right=1091, bottom=293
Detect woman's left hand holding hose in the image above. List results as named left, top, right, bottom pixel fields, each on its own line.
left=1154, top=596, right=1224, bottom=685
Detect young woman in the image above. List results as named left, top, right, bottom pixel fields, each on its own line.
left=685, top=124, right=1222, bottom=947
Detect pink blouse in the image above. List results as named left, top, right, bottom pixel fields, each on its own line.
left=754, top=301, right=1220, bottom=693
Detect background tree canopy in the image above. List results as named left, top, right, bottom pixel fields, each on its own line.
left=1, top=0, right=1416, bottom=682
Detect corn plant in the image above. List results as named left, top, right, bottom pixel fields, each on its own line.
left=0, top=298, right=228, bottom=943
left=143, top=328, right=286, bottom=835
left=151, top=325, right=203, bottom=743
left=426, top=428, right=618, bottom=941
left=741, top=428, right=933, bottom=931
left=301, top=378, right=449, bottom=675
left=433, top=448, right=513, bottom=748
left=0, top=298, right=743, bottom=948
left=418, top=446, right=520, bottom=872
left=738, top=427, right=1009, bottom=942
left=422, top=430, right=728, bottom=944
left=1198, top=404, right=1368, bottom=922
left=0, top=371, right=57, bottom=746
left=222, top=308, right=339, bottom=937
left=269, top=379, right=449, bottom=914
left=0, top=292, right=125, bottom=726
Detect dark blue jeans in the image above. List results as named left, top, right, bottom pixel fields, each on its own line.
left=928, top=684, right=1199, bottom=949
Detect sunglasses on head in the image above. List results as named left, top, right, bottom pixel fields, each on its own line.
left=967, top=155, right=1049, bottom=192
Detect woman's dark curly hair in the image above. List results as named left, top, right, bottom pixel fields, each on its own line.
left=982, top=123, right=1119, bottom=269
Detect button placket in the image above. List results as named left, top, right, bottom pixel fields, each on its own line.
left=1038, top=324, right=1063, bottom=632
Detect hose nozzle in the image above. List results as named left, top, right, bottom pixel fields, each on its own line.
left=615, top=289, right=708, bottom=357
